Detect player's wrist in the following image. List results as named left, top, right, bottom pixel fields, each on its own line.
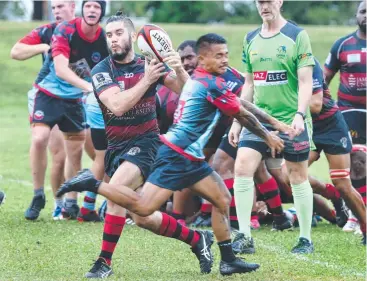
left=295, top=111, right=306, bottom=120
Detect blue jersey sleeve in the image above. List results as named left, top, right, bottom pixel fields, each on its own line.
left=312, top=60, right=324, bottom=95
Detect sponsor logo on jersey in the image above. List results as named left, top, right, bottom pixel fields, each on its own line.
left=347, top=53, right=361, bottom=63
left=69, top=58, right=91, bottom=79
left=92, top=72, right=113, bottom=89
left=250, top=50, right=258, bottom=57
left=297, top=53, right=312, bottom=61
left=312, top=78, right=322, bottom=90
left=91, top=52, right=101, bottom=63
left=226, top=81, right=238, bottom=91
left=276, top=45, right=287, bottom=59
left=253, top=70, right=288, bottom=86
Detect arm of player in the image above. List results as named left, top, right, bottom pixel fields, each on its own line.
left=54, top=54, right=92, bottom=92
left=297, top=66, right=313, bottom=115
left=96, top=60, right=166, bottom=117
left=238, top=98, right=295, bottom=136
left=310, top=91, right=323, bottom=114
left=11, top=25, right=51, bottom=60
left=10, top=42, right=50, bottom=61
left=208, top=87, right=284, bottom=155
left=233, top=107, right=284, bottom=157
left=324, top=39, right=341, bottom=86
left=162, top=51, right=190, bottom=94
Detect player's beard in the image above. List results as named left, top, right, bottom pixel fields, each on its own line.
left=110, top=37, right=132, bottom=61
left=358, top=21, right=366, bottom=35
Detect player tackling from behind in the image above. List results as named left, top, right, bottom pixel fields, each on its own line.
left=57, top=29, right=297, bottom=275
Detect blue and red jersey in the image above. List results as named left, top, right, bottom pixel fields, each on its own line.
left=36, top=18, right=108, bottom=100
left=156, top=67, right=244, bottom=135
left=161, top=68, right=241, bottom=161
left=312, top=59, right=339, bottom=124
left=19, top=22, right=57, bottom=62
left=325, top=31, right=366, bottom=110
left=91, top=55, right=166, bottom=149
left=156, top=85, right=179, bottom=134
left=19, top=22, right=59, bottom=84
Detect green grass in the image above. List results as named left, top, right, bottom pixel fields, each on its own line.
left=0, top=22, right=365, bottom=281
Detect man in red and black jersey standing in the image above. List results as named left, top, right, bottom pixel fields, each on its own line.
left=324, top=1, right=366, bottom=144
left=23, top=1, right=109, bottom=221
left=10, top=0, right=77, bottom=220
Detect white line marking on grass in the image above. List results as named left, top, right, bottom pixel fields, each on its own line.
left=257, top=240, right=365, bottom=278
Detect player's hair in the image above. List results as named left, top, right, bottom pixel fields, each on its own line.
left=177, top=40, right=196, bottom=52
left=106, top=11, right=135, bottom=32
left=357, top=1, right=365, bottom=12
left=195, top=33, right=226, bottom=54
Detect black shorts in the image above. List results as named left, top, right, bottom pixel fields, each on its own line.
left=205, top=121, right=228, bottom=150
left=239, top=122, right=312, bottom=163
left=341, top=109, right=366, bottom=145
left=91, top=128, right=107, bottom=151
left=147, top=144, right=213, bottom=191
left=104, top=133, right=162, bottom=179
left=218, top=128, right=237, bottom=159
left=31, top=90, right=86, bottom=133
left=313, top=111, right=352, bottom=155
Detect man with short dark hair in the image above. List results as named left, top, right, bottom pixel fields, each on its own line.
left=58, top=32, right=296, bottom=276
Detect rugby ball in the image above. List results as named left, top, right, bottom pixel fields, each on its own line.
left=137, top=24, right=173, bottom=64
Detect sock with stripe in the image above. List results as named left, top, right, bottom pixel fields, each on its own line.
left=171, top=210, right=186, bottom=221
left=251, top=211, right=259, bottom=221
left=257, top=177, right=284, bottom=216
left=234, top=177, right=254, bottom=238
left=291, top=180, right=313, bottom=241
left=81, top=192, right=97, bottom=214
left=99, top=214, right=126, bottom=265
left=224, top=178, right=238, bottom=229
left=159, top=213, right=200, bottom=247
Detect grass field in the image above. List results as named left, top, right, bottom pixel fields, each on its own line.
left=0, top=22, right=365, bottom=281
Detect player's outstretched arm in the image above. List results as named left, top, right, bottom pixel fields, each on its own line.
left=233, top=107, right=284, bottom=157
left=10, top=42, right=50, bottom=61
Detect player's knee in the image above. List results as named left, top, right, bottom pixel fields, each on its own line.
left=133, top=205, right=154, bottom=217
left=32, top=133, right=49, bottom=150
left=234, top=152, right=258, bottom=177
left=330, top=169, right=351, bottom=195
left=133, top=215, right=154, bottom=228
left=288, top=167, right=308, bottom=185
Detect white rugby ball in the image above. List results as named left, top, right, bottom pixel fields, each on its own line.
left=137, top=24, right=173, bottom=67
